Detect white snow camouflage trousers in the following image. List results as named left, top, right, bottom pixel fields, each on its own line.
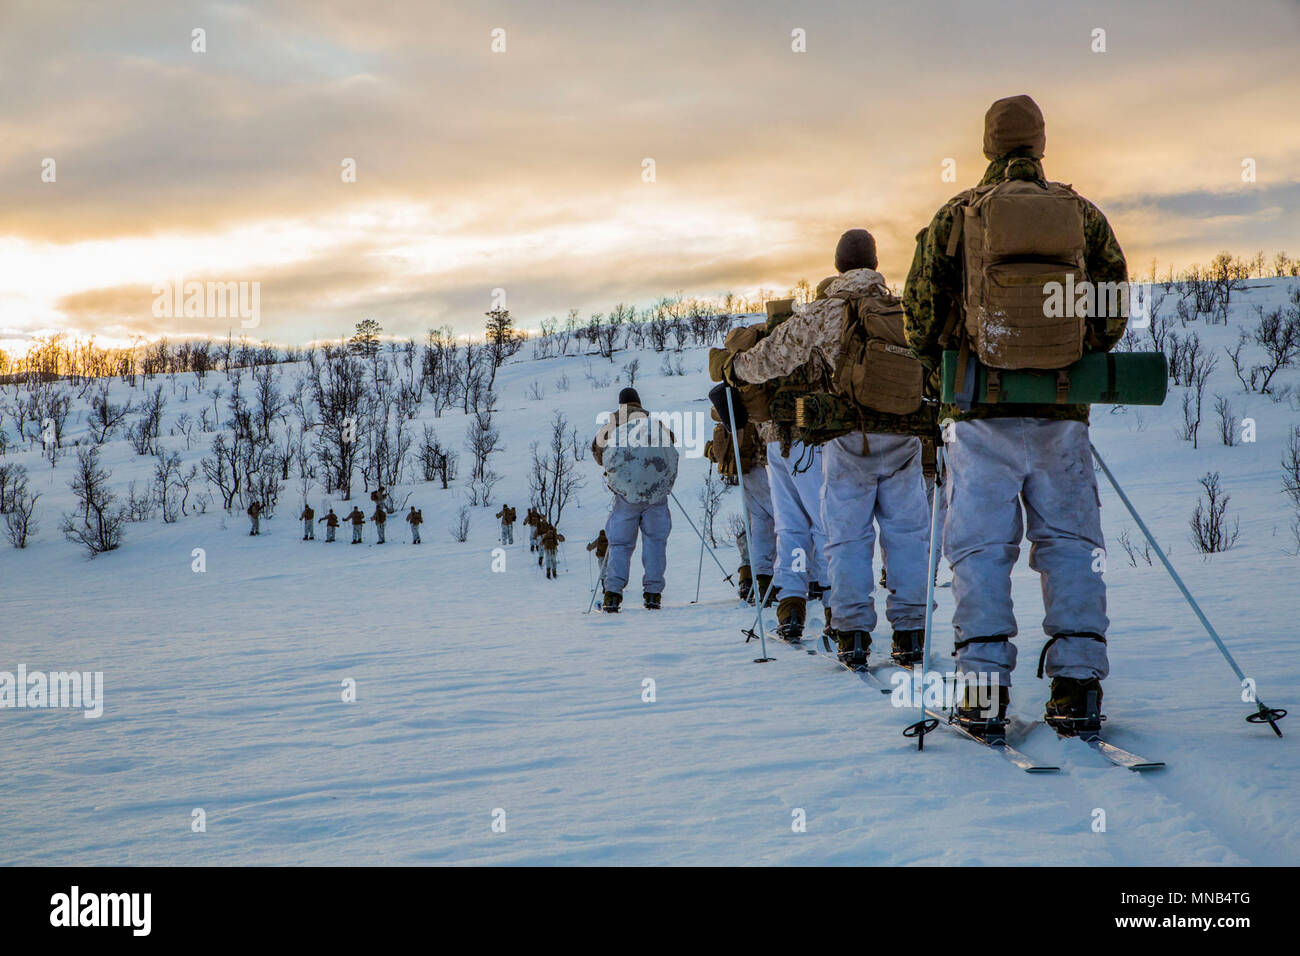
left=766, top=441, right=829, bottom=597
left=821, top=432, right=931, bottom=634
left=739, top=465, right=775, bottom=576
left=302, top=517, right=314, bottom=539
left=501, top=522, right=514, bottom=545
left=603, top=494, right=671, bottom=595
left=945, top=418, right=1110, bottom=687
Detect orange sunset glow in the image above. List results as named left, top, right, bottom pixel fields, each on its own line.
left=2, top=0, right=1298, bottom=353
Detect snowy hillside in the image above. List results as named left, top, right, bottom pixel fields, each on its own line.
left=3, top=280, right=1299, bottom=866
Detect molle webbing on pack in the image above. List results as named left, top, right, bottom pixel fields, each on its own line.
left=958, top=176, right=1089, bottom=371
left=833, top=293, right=925, bottom=416
left=793, top=391, right=938, bottom=447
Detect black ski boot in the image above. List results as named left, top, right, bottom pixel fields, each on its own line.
left=737, top=565, right=753, bottom=603
left=643, top=592, right=661, bottom=610
left=776, top=597, right=805, bottom=642
left=754, top=574, right=775, bottom=607
left=1044, top=677, right=1104, bottom=738
left=835, top=630, right=870, bottom=669
left=808, top=581, right=827, bottom=603
left=890, top=629, right=924, bottom=667
left=954, top=677, right=1010, bottom=743
left=602, top=591, right=623, bottom=614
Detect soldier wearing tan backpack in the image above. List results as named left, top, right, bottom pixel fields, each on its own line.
left=719, top=230, right=934, bottom=668
left=495, top=504, right=516, bottom=545
left=712, top=301, right=831, bottom=643
left=903, top=94, right=1128, bottom=740
left=706, top=412, right=775, bottom=605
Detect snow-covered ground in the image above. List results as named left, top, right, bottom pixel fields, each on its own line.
left=3, top=280, right=1299, bottom=865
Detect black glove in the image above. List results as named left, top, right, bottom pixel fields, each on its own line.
left=709, top=382, right=747, bottom=433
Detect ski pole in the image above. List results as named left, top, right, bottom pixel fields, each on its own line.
left=906, top=444, right=945, bottom=750
left=668, top=491, right=734, bottom=585
left=1091, top=443, right=1286, bottom=736
left=586, top=554, right=608, bottom=613
left=692, top=469, right=709, bottom=603
left=724, top=387, right=772, bottom=663
left=748, top=569, right=778, bottom=635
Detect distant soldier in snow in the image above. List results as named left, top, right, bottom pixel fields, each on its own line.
left=406, top=506, right=423, bottom=544
left=706, top=411, right=774, bottom=605
left=496, top=504, right=517, bottom=545
left=586, top=529, right=609, bottom=591
left=247, top=500, right=262, bottom=536
left=319, top=508, right=340, bottom=542
left=300, top=503, right=315, bottom=540
left=534, top=519, right=552, bottom=566
left=346, top=506, right=366, bottom=544
left=592, top=387, right=678, bottom=612
left=372, top=504, right=387, bottom=544
left=541, top=526, right=565, bottom=579
left=524, top=507, right=542, bottom=552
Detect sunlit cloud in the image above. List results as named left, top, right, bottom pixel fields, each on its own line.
left=1, top=0, right=1297, bottom=353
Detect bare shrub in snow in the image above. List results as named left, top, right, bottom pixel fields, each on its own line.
left=61, top=447, right=126, bottom=557
left=1189, top=472, right=1239, bottom=554
left=450, top=505, right=471, bottom=542
left=4, top=487, right=39, bottom=548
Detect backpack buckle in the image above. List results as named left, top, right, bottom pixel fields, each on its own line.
left=1055, top=369, right=1071, bottom=404
left=985, top=369, right=1001, bottom=404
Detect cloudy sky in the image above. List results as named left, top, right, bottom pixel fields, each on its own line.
left=1, top=0, right=1297, bottom=351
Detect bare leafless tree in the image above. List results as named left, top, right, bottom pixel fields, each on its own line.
left=61, top=447, right=126, bottom=556
left=1190, top=472, right=1240, bottom=554
left=528, top=411, right=586, bottom=526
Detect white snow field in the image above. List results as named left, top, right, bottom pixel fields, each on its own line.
left=2, top=279, right=1299, bottom=866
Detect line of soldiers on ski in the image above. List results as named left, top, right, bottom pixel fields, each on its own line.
left=493, top=504, right=610, bottom=585
left=589, top=95, right=1129, bottom=743
left=246, top=486, right=425, bottom=544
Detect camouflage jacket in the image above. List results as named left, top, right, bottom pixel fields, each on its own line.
left=731, top=268, right=891, bottom=386
left=300, top=506, right=314, bottom=520
left=407, top=510, right=422, bottom=525
left=372, top=507, right=387, bottom=524
left=318, top=512, right=339, bottom=527
left=587, top=533, right=608, bottom=558
left=902, top=152, right=1128, bottom=423
left=541, top=529, right=564, bottom=551
left=346, top=509, right=365, bottom=526
left=729, top=269, right=936, bottom=443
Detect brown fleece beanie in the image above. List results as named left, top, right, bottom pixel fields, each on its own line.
left=834, top=229, right=878, bottom=273
left=983, top=94, right=1045, bottom=160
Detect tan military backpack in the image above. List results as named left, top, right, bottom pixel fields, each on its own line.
left=831, top=290, right=924, bottom=416
left=954, top=172, right=1089, bottom=372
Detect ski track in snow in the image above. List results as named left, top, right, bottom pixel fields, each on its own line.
left=3, top=279, right=1299, bottom=865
